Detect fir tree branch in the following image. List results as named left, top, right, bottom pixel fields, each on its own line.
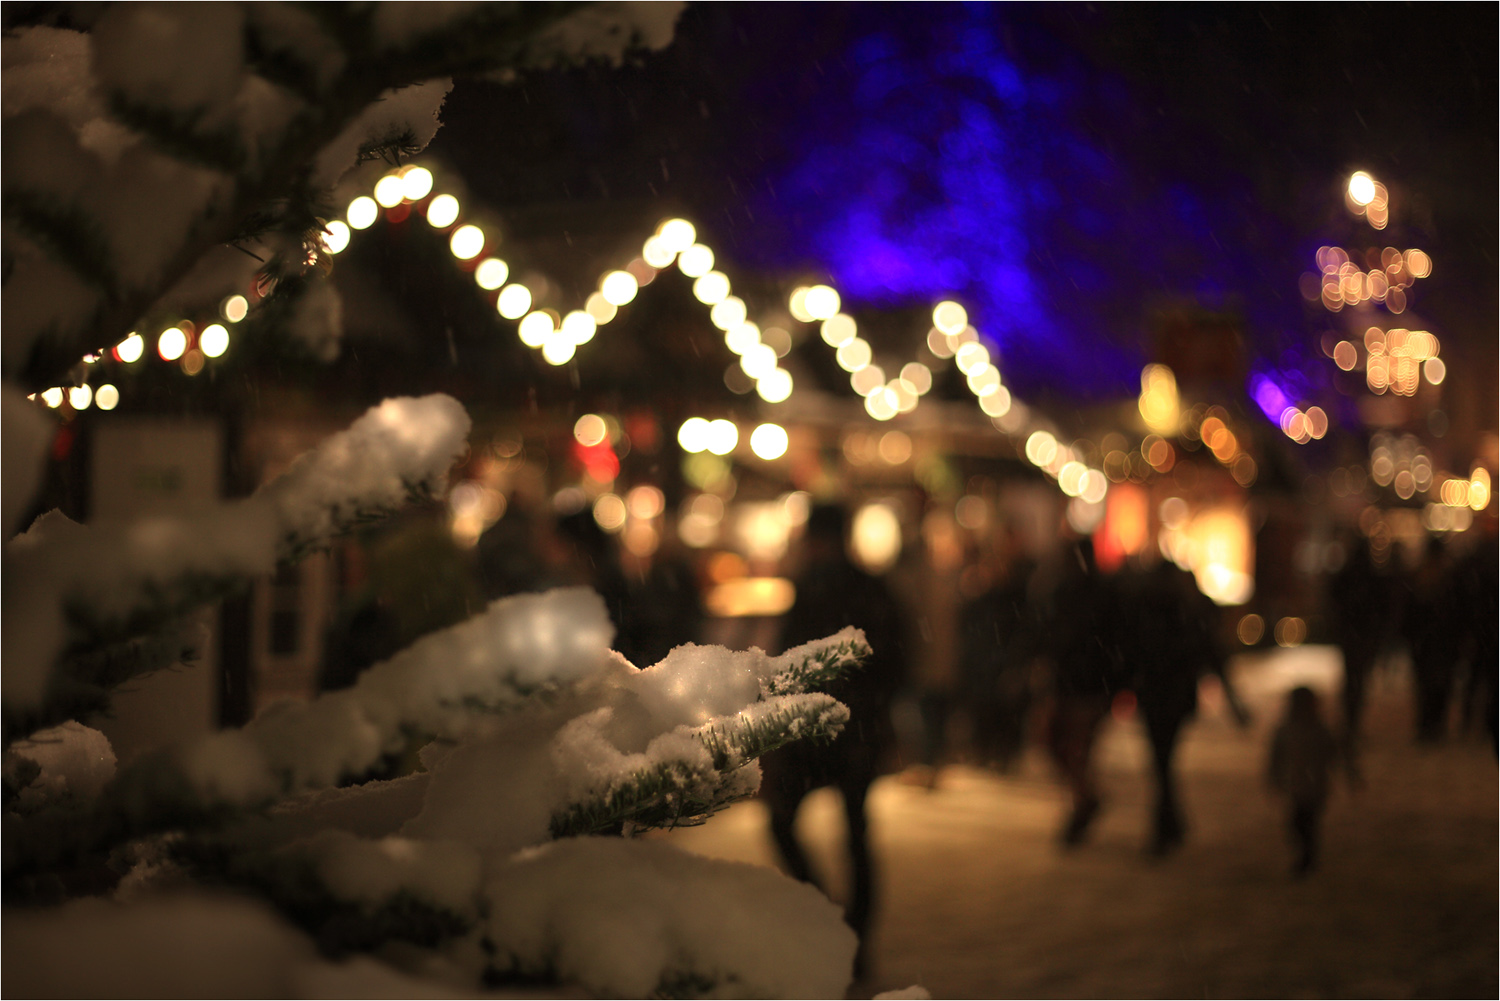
left=548, top=695, right=849, bottom=839
left=105, top=94, right=249, bottom=174
left=14, top=3, right=599, bottom=392
left=761, top=635, right=872, bottom=698
left=2, top=191, right=121, bottom=297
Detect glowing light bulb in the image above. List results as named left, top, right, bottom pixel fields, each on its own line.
left=200, top=323, right=230, bottom=358
left=561, top=310, right=597, bottom=345
left=497, top=284, right=532, bottom=319
left=373, top=174, right=405, bottom=208
left=1025, top=431, right=1058, bottom=467
left=95, top=384, right=120, bottom=410
left=750, top=423, right=789, bottom=460
left=739, top=342, right=779, bottom=380
left=756, top=368, right=793, bottom=403
left=593, top=493, right=627, bottom=532
left=322, top=220, right=351, bottom=254
left=449, top=224, right=484, bottom=260
left=642, top=235, right=676, bottom=269
left=693, top=271, right=730, bottom=305
left=677, top=244, right=714, bottom=278
left=222, top=295, right=249, bottom=323
left=889, top=382, right=919, bottom=413
left=850, top=365, right=885, bottom=396
left=706, top=419, right=739, bottom=455
left=68, top=385, right=92, bottom=410
left=541, top=332, right=576, bottom=366
left=475, top=258, right=509, bottom=290
left=400, top=166, right=433, bottom=201
left=820, top=313, right=857, bottom=347
left=41, top=387, right=64, bottom=408
left=518, top=311, right=554, bottom=348
left=979, top=385, right=1012, bottom=418
left=835, top=337, right=872, bottom=372
left=710, top=296, right=747, bottom=331
left=1079, top=470, right=1108, bottom=504
left=158, top=326, right=187, bottom=361
left=116, top=332, right=145, bottom=363
left=585, top=291, right=617, bottom=324
left=574, top=414, right=608, bottom=446
left=933, top=300, right=968, bottom=335
left=600, top=270, right=639, bottom=306
left=657, top=218, right=697, bottom=253
left=864, top=389, right=897, bottom=421
left=426, top=194, right=460, bottom=228
left=900, top=362, right=933, bottom=395
left=966, top=364, right=1001, bottom=397
left=955, top=341, right=990, bottom=376
left=804, top=285, right=840, bottom=321
left=1348, top=171, right=1377, bottom=207
left=346, top=196, right=379, bottom=230
left=788, top=287, right=814, bottom=323
left=725, top=321, right=761, bottom=355
left=678, top=417, right=710, bottom=453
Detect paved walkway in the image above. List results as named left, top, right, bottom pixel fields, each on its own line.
left=659, top=645, right=1498, bottom=998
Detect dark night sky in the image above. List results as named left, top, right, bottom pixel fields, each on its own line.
left=432, top=3, right=1495, bottom=412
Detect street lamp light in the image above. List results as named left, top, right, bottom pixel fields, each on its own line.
left=1347, top=171, right=1377, bottom=207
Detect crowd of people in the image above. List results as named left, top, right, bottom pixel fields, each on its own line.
left=315, top=496, right=1497, bottom=956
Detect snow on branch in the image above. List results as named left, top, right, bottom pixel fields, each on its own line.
left=3, top=3, right=684, bottom=391
left=2, top=394, right=472, bottom=746
left=762, top=627, right=873, bottom=697
left=244, top=588, right=614, bottom=793
left=483, top=837, right=858, bottom=998
left=258, top=394, right=471, bottom=559
left=549, top=694, right=848, bottom=838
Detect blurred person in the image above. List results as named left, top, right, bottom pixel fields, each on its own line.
left=476, top=504, right=573, bottom=600
left=321, top=513, right=481, bottom=692
left=958, top=543, right=1040, bottom=772
left=620, top=525, right=704, bottom=666
left=1402, top=537, right=1464, bottom=743
left=760, top=503, right=909, bottom=976
left=1039, top=537, right=1126, bottom=846
left=1121, top=559, right=1228, bottom=855
left=1326, top=532, right=1395, bottom=769
left=1267, top=686, right=1341, bottom=876
left=1455, top=527, right=1498, bottom=752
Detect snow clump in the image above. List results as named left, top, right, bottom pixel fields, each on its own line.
left=484, top=837, right=859, bottom=998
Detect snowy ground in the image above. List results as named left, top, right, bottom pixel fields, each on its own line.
left=657, top=645, right=1498, bottom=999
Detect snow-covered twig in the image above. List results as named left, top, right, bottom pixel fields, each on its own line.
left=5, top=3, right=683, bottom=391
left=2, top=394, right=472, bottom=746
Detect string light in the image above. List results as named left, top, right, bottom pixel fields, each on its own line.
left=67, top=163, right=1121, bottom=511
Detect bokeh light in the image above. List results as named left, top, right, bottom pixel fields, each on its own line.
left=426, top=193, right=460, bottom=228
left=574, top=413, right=608, bottom=447
left=449, top=224, right=484, bottom=259
left=116, top=332, right=145, bottom=363
left=497, top=284, right=532, bottom=319
left=804, top=284, right=841, bottom=320
left=346, top=195, right=379, bottom=230
left=199, top=323, right=229, bottom=358
left=158, top=326, right=187, bottom=361
left=750, top=423, right=789, bottom=460
left=601, top=270, right=640, bottom=306
left=475, top=258, right=510, bottom=290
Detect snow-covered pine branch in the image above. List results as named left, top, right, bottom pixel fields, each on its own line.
left=7, top=620, right=872, bottom=994
left=2, top=394, right=472, bottom=746
left=550, top=694, right=850, bottom=838
left=3, top=2, right=684, bottom=392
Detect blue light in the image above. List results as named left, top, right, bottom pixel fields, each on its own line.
left=742, top=7, right=1281, bottom=399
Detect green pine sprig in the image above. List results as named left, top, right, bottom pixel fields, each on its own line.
left=761, top=635, right=872, bottom=698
